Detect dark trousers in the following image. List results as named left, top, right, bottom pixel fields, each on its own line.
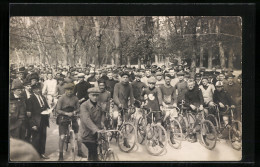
left=83, top=142, right=98, bottom=161
left=31, top=124, right=47, bottom=155
left=10, top=119, right=27, bottom=141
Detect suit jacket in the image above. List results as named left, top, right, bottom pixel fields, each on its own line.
left=28, top=94, right=50, bottom=128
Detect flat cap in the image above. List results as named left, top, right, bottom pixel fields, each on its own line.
left=120, top=71, right=130, bottom=77
left=87, top=87, right=101, bottom=94
left=63, top=83, right=75, bottom=89
left=147, top=77, right=157, bottom=84
left=215, top=81, right=224, bottom=87
left=77, top=73, right=85, bottom=78
left=177, top=71, right=185, bottom=76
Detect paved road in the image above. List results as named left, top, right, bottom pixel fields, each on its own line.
left=43, top=116, right=241, bottom=161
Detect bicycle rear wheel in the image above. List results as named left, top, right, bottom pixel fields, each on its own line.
left=168, top=119, right=183, bottom=149
left=69, top=130, right=76, bottom=161
left=229, top=120, right=242, bottom=151
left=200, top=120, right=217, bottom=150
left=137, top=117, right=146, bottom=144
left=205, top=114, right=220, bottom=133
left=145, top=124, right=167, bottom=156
left=118, top=122, right=136, bottom=153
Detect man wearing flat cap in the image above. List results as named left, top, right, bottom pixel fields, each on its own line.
left=27, top=83, right=50, bottom=159
left=175, top=71, right=188, bottom=106
left=12, top=68, right=25, bottom=89
left=56, top=83, right=86, bottom=160
left=155, top=71, right=165, bottom=88
left=10, top=83, right=28, bottom=141
left=113, top=72, right=134, bottom=148
left=74, top=73, right=92, bottom=105
left=80, top=87, right=105, bottom=161
left=224, top=73, right=241, bottom=121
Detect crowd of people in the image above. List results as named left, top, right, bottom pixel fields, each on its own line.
left=9, top=63, right=242, bottom=161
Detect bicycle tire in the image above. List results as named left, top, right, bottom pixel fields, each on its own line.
left=229, top=120, right=242, bottom=151
left=168, top=119, right=183, bottom=149
left=105, top=150, right=117, bottom=161
left=117, top=122, right=136, bottom=153
left=200, top=120, right=217, bottom=150
left=178, top=116, right=188, bottom=140
left=137, top=117, right=146, bottom=144
left=69, top=130, right=76, bottom=161
left=145, top=124, right=167, bottom=156
left=205, top=114, right=220, bottom=133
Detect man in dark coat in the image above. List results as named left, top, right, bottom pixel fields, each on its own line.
left=9, top=83, right=28, bottom=141
left=27, top=83, right=50, bottom=159
left=74, top=73, right=92, bottom=104
left=105, top=71, right=118, bottom=97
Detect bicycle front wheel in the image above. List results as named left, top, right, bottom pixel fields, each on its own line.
left=145, top=124, right=167, bottom=156
left=118, top=122, right=136, bottom=153
left=136, top=117, right=146, bottom=144
left=168, top=119, right=183, bottom=149
left=229, top=120, right=242, bottom=151
left=200, top=120, right=217, bottom=150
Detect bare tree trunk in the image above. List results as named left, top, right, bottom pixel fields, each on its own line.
left=228, top=47, right=234, bottom=69
left=127, top=56, right=131, bottom=66
left=199, top=46, right=204, bottom=67
left=93, top=17, right=101, bottom=68
left=191, top=49, right=197, bottom=78
left=155, top=55, right=158, bottom=64
left=114, top=16, right=122, bottom=67
left=208, top=47, right=213, bottom=69
left=219, top=42, right=225, bottom=68
left=138, top=58, right=141, bottom=69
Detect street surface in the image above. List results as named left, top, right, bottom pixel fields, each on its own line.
left=44, top=114, right=241, bottom=161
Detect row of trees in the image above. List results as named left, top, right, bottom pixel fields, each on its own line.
left=10, top=16, right=242, bottom=71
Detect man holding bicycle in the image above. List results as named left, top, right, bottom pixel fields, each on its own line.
left=56, top=83, right=85, bottom=161
left=80, top=87, right=105, bottom=161
left=113, top=71, right=135, bottom=148
left=184, top=79, right=204, bottom=143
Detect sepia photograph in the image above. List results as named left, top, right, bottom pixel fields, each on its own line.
left=9, top=15, right=242, bottom=162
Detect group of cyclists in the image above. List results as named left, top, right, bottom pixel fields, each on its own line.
left=9, top=62, right=242, bottom=161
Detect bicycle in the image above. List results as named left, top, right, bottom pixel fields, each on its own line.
left=178, top=102, right=217, bottom=150
left=64, top=117, right=77, bottom=161
left=228, top=106, right=242, bottom=150
left=136, top=107, right=167, bottom=156
left=97, top=129, right=119, bottom=161
left=161, top=105, right=183, bottom=149
left=205, top=104, right=242, bottom=150
left=116, top=107, right=137, bottom=153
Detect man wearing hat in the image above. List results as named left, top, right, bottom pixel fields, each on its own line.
left=213, top=81, right=235, bottom=139
left=12, top=68, right=25, bottom=89
left=155, top=71, right=165, bottom=88
left=27, top=83, right=50, bottom=159
left=113, top=72, right=134, bottom=148
left=10, top=83, right=28, bottom=141
left=194, top=73, right=202, bottom=88
left=80, top=87, right=104, bottom=161
left=74, top=73, right=92, bottom=105
left=100, top=69, right=109, bottom=81
left=56, top=77, right=66, bottom=96
left=175, top=71, right=188, bottom=106
left=131, top=72, right=147, bottom=103
left=224, top=73, right=241, bottom=121
left=56, top=83, right=86, bottom=160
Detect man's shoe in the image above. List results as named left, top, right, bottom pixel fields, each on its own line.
left=40, top=154, right=50, bottom=159
left=123, top=138, right=131, bottom=148
left=58, top=153, right=63, bottom=161
left=78, top=150, right=88, bottom=158
left=190, top=134, right=197, bottom=143
left=202, top=135, right=209, bottom=146
left=170, top=134, right=176, bottom=144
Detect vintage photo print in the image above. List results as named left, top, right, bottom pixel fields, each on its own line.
left=9, top=15, right=243, bottom=162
